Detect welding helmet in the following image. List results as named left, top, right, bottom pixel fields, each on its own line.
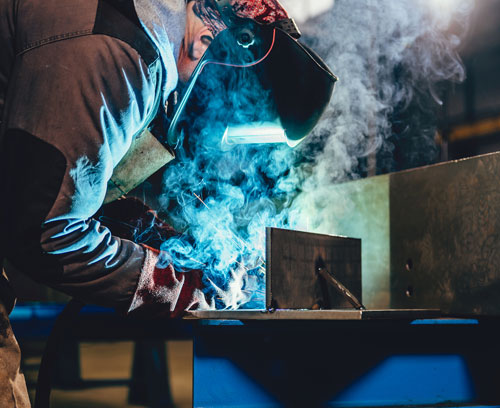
left=166, top=0, right=338, bottom=150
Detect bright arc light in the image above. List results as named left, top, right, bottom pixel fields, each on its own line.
left=221, top=122, right=287, bottom=149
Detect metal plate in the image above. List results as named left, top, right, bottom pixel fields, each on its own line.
left=313, top=152, right=500, bottom=316
left=390, top=152, right=500, bottom=315
left=187, top=309, right=440, bottom=321
left=265, top=228, right=361, bottom=310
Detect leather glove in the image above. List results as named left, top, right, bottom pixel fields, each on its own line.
left=128, top=245, right=206, bottom=318
left=97, top=198, right=207, bottom=317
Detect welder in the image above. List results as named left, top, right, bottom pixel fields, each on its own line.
left=0, top=0, right=336, bottom=405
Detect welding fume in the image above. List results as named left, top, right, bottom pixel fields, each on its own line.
left=0, top=0, right=335, bottom=405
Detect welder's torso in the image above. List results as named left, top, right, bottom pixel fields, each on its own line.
left=0, top=0, right=180, bottom=309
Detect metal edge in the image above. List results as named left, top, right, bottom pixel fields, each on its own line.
left=265, top=227, right=272, bottom=310
left=186, top=309, right=442, bottom=321
left=187, top=309, right=363, bottom=320
left=361, top=309, right=441, bottom=320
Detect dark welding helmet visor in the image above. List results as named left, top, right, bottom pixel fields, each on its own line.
left=166, top=19, right=338, bottom=150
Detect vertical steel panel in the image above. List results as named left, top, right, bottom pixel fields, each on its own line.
left=390, top=152, right=500, bottom=314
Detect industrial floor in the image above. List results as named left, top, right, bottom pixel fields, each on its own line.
left=21, top=340, right=193, bottom=408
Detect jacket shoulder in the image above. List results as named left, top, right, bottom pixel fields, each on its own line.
left=16, top=0, right=159, bottom=66
left=93, top=0, right=159, bottom=66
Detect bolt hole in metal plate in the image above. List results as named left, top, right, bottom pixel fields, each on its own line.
left=188, top=228, right=440, bottom=320
left=265, top=227, right=362, bottom=310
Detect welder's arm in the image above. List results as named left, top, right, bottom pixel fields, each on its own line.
left=1, top=36, right=199, bottom=314
left=98, top=198, right=207, bottom=316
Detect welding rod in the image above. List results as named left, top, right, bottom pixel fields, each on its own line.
left=316, top=266, right=365, bottom=310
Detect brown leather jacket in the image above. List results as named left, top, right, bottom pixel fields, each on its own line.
left=0, top=0, right=181, bottom=311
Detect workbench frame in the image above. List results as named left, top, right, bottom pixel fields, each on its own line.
left=192, top=315, right=500, bottom=407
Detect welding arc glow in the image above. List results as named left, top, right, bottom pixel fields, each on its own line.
left=159, top=0, right=473, bottom=311
left=167, top=29, right=277, bottom=148
left=221, top=123, right=287, bottom=149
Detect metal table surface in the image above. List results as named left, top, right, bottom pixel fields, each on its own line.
left=187, top=308, right=441, bottom=321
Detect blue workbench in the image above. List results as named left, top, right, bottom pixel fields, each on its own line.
left=190, top=311, right=500, bottom=407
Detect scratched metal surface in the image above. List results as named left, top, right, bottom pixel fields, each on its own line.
left=390, top=152, right=500, bottom=315
left=265, top=228, right=361, bottom=310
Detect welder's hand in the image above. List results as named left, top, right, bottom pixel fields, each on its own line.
left=128, top=246, right=206, bottom=318
left=98, top=197, right=178, bottom=249
left=99, top=199, right=207, bottom=317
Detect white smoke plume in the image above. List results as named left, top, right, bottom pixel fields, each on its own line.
left=158, top=0, right=474, bottom=309
left=283, top=0, right=474, bottom=230
left=280, top=0, right=336, bottom=24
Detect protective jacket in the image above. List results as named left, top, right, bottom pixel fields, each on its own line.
left=0, top=0, right=197, bottom=405
left=0, top=0, right=182, bottom=310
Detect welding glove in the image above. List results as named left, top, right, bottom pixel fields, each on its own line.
left=98, top=198, right=207, bottom=317
left=128, top=245, right=206, bottom=318
left=98, top=197, right=177, bottom=249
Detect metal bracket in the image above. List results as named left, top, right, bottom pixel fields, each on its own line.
left=316, top=257, right=365, bottom=310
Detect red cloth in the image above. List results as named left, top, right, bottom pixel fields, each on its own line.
left=193, top=0, right=290, bottom=36
left=232, top=0, right=289, bottom=24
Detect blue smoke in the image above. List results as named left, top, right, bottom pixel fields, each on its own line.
left=159, top=140, right=297, bottom=309
left=155, top=0, right=473, bottom=310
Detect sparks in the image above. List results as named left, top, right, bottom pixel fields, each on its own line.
left=193, top=192, right=210, bottom=210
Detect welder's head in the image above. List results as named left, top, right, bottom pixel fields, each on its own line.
left=193, top=0, right=291, bottom=38
left=170, top=0, right=338, bottom=150
left=179, top=0, right=291, bottom=83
